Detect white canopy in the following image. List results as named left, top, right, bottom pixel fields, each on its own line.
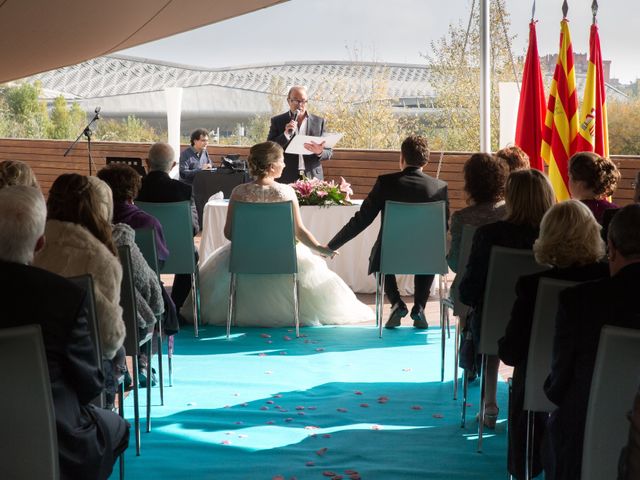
left=0, top=0, right=287, bottom=83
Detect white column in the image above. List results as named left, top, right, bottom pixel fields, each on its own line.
left=499, top=82, right=520, bottom=148
left=480, top=0, right=491, bottom=153
left=165, top=87, right=183, bottom=179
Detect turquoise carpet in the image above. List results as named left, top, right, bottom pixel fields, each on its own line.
left=111, top=326, right=510, bottom=479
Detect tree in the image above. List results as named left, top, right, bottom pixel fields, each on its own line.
left=47, top=96, right=87, bottom=139
left=94, top=115, right=161, bottom=142
left=424, top=0, right=521, bottom=152
left=1, top=81, right=50, bottom=138
left=607, top=97, right=640, bottom=155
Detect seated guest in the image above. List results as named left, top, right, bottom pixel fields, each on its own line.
left=498, top=200, right=608, bottom=479
left=33, top=173, right=126, bottom=404
left=90, top=176, right=164, bottom=386
left=0, top=185, right=128, bottom=479
left=496, top=145, right=530, bottom=172
left=97, top=163, right=179, bottom=335
left=543, top=204, right=640, bottom=480
left=458, top=169, right=555, bottom=428
left=179, top=128, right=212, bottom=185
left=568, top=151, right=620, bottom=223
left=137, top=142, right=199, bottom=323
left=447, top=152, right=507, bottom=273
left=0, top=159, right=39, bottom=188
left=619, top=383, right=640, bottom=480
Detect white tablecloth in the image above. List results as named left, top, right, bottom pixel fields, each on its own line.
left=199, top=199, right=414, bottom=295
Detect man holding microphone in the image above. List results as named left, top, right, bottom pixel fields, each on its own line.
left=267, top=85, right=332, bottom=183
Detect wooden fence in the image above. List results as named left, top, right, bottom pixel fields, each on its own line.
left=0, top=138, right=637, bottom=212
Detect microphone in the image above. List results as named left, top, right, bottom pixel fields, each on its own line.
left=94, top=106, right=101, bottom=119
left=287, top=109, right=300, bottom=135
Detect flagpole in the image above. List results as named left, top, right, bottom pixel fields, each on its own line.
left=480, top=0, right=490, bottom=153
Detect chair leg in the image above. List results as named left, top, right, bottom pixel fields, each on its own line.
left=191, top=273, right=200, bottom=338
left=525, top=410, right=534, bottom=480
left=453, top=317, right=459, bottom=400
left=132, top=355, right=141, bottom=456
left=477, top=354, right=488, bottom=453
left=377, top=273, right=386, bottom=338
left=118, top=377, right=125, bottom=479
left=145, top=341, right=152, bottom=433
left=156, top=323, right=164, bottom=406
left=167, top=335, right=174, bottom=387
left=461, top=366, right=469, bottom=428
left=293, top=274, right=300, bottom=338
left=227, top=274, right=237, bottom=339
left=440, top=287, right=446, bottom=383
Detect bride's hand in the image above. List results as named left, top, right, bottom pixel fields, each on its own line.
left=316, top=245, right=339, bottom=259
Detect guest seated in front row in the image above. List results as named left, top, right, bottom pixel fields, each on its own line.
left=458, top=169, right=556, bottom=429
left=447, top=152, right=507, bottom=273
left=543, top=204, right=640, bottom=480
left=0, top=185, right=128, bottom=479
left=498, top=200, right=609, bottom=479
left=33, top=173, right=126, bottom=406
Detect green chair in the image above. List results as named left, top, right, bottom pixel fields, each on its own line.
left=0, top=325, right=59, bottom=479
left=582, top=326, right=640, bottom=480
left=134, top=228, right=168, bottom=399
left=376, top=201, right=448, bottom=377
left=135, top=201, right=201, bottom=337
left=476, top=246, right=549, bottom=452
left=227, top=201, right=298, bottom=339
left=118, top=245, right=153, bottom=456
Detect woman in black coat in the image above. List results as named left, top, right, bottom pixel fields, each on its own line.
left=498, top=200, right=608, bottom=479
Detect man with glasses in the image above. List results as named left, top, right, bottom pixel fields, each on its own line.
left=179, top=128, right=212, bottom=185
left=267, top=85, right=332, bottom=183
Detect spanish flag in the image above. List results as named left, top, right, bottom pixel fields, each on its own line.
left=541, top=18, right=578, bottom=201
left=576, top=22, right=609, bottom=157
left=515, top=21, right=546, bottom=171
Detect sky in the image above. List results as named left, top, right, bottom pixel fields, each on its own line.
left=121, top=0, right=640, bottom=83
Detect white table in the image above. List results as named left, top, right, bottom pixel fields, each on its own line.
left=199, top=199, right=414, bottom=295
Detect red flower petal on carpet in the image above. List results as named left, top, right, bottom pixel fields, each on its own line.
left=432, top=414, right=444, bottom=419
left=332, top=475, right=343, bottom=480
left=371, top=424, right=382, bottom=430
left=322, top=434, right=331, bottom=438
left=285, top=418, right=293, bottom=422
left=307, top=406, right=317, bottom=410
left=258, top=353, right=267, bottom=357
left=411, top=405, right=422, bottom=410
left=266, top=421, right=275, bottom=424
left=283, top=336, right=292, bottom=341
left=344, top=470, right=358, bottom=475
left=272, top=475, right=285, bottom=480
left=304, top=426, right=318, bottom=430
left=234, top=421, right=243, bottom=425
left=266, top=400, right=274, bottom=404
left=220, top=440, right=231, bottom=445
left=315, top=348, right=325, bottom=352
left=322, top=471, right=337, bottom=476
left=260, top=406, right=269, bottom=410
left=273, top=394, right=283, bottom=398
left=260, top=333, right=271, bottom=338
left=316, top=448, right=328, bottom=456
left=305, top=461, right=315, bottom=467
left=337, top=408, right=348, bottom=413
left=354, top=390, right=363, bottom=395
left=295, top=406, right=305, bottom=410
left=349, top=474, right=361, bottom=480
left=279, top=351, right=288, bottom=355
left=241, top=403, right=248, bottom=407
left=360, top=403, right=369, bottom=408
left=298, top=412, right=305, bottom=416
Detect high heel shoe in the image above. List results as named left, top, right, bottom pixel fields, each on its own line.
left=481, top=403, right=499, bottom=429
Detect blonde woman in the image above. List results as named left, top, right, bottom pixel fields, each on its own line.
left=498, top=200, right=608, bottom=479
left=191, top=141, right=374, bottom=327
left=0, top=159, right=39, bottom=188
left=458, top=169, right=556, bottom=429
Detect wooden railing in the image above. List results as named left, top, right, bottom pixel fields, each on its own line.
left=0, top=138, right=637, bottom=212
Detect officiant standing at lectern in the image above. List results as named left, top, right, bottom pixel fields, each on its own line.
left=267, top=85, right=332, bottom=183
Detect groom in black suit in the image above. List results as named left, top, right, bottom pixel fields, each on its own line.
left=267, top=85, right=332, bottom=183
left=328, top=135, right=449, bottom=329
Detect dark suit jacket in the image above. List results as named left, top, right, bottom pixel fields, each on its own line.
left=267, top=111, right=332, bottom=184
left=543, top=262, right=640, bottom=480
left=328, top=166, right=449, bottom=274
left=137, top=170, right=199, bottom=233
left=497, top=262, right=609, bottom=478
left=0, top=261, right=116, bottom=479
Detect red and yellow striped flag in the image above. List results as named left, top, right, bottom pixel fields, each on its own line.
left=576, top=23, right=609, bottom=157
left=541, top=19, right=578, bottom=201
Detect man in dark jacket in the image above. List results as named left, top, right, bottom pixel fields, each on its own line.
left=328, top=135, right=449, bottom=328
left=0, top=185, right=128, bottom=480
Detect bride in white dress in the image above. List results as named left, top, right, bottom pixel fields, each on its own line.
left=191, top=141, right=374, bottom=327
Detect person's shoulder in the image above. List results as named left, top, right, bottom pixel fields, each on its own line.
left=112, top=222, right=135, bottom=246
left=271, top=111, right=290, bottom=123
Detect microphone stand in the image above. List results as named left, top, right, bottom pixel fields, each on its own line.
left=64, top=108, right=101, bottom=176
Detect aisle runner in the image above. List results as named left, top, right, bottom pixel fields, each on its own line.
left=111, top=326, right=509, bottom=480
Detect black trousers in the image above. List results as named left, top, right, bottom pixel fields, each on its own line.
left=384, top=274, right=434, bottom=310
left=170, top=250, right=199, bottom=311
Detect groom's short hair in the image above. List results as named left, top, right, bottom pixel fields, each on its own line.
left=401, top=135, right=429, bottom=167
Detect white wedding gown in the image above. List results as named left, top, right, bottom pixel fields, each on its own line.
left=189, top=182, right=375, bottom=327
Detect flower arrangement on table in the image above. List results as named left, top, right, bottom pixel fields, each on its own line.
left=290, top=177, right=353, bottom=206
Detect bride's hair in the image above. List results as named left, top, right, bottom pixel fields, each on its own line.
left=248, top=141, right=284, bottom=178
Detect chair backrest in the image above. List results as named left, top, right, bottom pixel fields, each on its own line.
left=229, top=201, right=297, bottom=274
left=134, top=228, right=160, bottom=276
left=582, top=326, right=640, bottom=480
left=0, top=325, right=59, bottom=479
left=135, top=201, right=196, bottom=275
left=117, top=245, right=141, bottom=354
left=67, top=274, right=105, bottom=408
left=450, top=224, right=477, bottom=317
left=380, top=200, right=448, bottom=275
left=478, top=247, right=549, bottom=355
left=523, top=278, right=580, bottom=412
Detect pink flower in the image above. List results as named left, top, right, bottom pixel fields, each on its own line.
left=339, top=177, right=353, bottom=200
left=316, top=190, right=328, bottom=198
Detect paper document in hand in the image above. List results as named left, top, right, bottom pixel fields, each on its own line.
left=285, top=133, right=343, bottom=155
